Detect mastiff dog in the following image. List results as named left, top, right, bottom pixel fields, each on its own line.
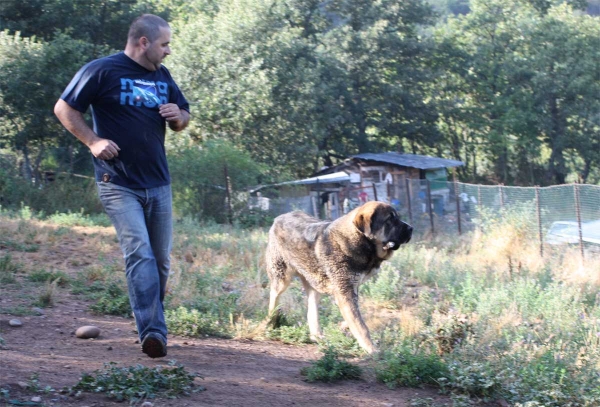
left=264, top=201, right=413, bottom=353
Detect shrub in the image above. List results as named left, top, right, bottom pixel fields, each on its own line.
left=70, top=361, right=204, bottom=403
left=88, top=281, right=132, bottom=317
left=300, top=347, right=362, bottom=383
left=376, top=345, right=448, bottom=388
left=166, top=306, right=231, bottom=338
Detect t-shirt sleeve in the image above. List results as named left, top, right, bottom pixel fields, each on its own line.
left=60, top=61, right=101, bottom=113
left=169, top=81, right=190, bottom=113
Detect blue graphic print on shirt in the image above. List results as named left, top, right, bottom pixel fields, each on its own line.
left=121, top=78, right=168, bottom=108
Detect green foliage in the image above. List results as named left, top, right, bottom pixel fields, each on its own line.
left=361, top=264, right=402, bottom=305
left=70, top=361, right=204, bottom=403
left=27, top=269, right=70, bottom=286
left=169, top=140, right=265, bottom=222
left=266, top=325, right=312, bottom=345
left=376, top=345, right=448, bottom=388
left=48, top=210, right=111, bottom=227
left=300, top=347, right=362, bottom=383
left=88, top=281, right=132, bottom=317
left=166, top=306, right=231, bottom=338
left=0, top=254, right=19, bottom=283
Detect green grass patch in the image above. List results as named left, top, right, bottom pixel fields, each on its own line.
left=166, top=306, right=232, bottom=338
left=70, top=361, right=204, bottom=403
left=376, top=345, right=448, bottom=389
left=47, top=210, right=111, bottom=227
left=27, top=269, right=70, bottom=286
left=88, top=280, right=132, bottom=317
left=300, top=347, right=362, bottom=383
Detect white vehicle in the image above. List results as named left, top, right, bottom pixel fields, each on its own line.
left=545, top=220, right=600, bottom=247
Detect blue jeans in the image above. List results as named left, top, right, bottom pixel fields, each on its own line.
left=97, top=182, right=172, bottom=343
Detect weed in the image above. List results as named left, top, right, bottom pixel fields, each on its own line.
left=70, top=361, right=204, bottom=403
left=266, top=325, right=312, bottom=345
left=375, top=344, right=448, bottom=389
left=300, top=346, right=362, bottom=383
left=166, top=306, right=231, bottom=338
left=0, top=256, right=17, bottom=284
left=88, top=280, right=132, bottom=317
left=27, top=269, right=70, bottom=287
left=48, top=210, right=111, bottom=227
left=35, top=278, right=61, bottom=308
left=0, top=239, right=39, bottom=252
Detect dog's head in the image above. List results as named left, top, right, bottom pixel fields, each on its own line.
left=353, top=201, right=413, bottom=259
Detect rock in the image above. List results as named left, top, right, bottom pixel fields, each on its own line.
left=32, top=307, right=45, bottom=315
left=9, top=319, right=22, bottom=327
left=75, top=325, right=101, bottom=339
left=17, top=381, right=28, bottom=389
left=141, top=402, right=154, bottom=407
left=107, top=346, right=113, bottom=351
left=31, top=396, right=42, bottom=403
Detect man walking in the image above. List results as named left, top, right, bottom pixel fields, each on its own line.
left=54, top=14, right=190, bottom=358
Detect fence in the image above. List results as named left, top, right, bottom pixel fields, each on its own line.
left=262, top=181, right=600, bottom=262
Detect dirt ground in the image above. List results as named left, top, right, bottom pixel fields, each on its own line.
left=0, top=221, right=453, bottom=407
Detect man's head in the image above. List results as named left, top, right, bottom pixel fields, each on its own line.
left=126, top=14, right=172, bottom=71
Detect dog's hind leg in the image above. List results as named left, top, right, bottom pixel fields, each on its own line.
left=333, top=291, right=375, bottom=354
left=299, top=275, right=322, bottom=342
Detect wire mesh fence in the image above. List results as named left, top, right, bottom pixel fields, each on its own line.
left=261, top=180, right=600, bottom=262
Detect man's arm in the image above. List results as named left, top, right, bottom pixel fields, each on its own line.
left=54, top=99, right=120, bottom=160
left=159, top=103, right=190, bottom=132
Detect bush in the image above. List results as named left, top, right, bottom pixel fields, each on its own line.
left=376, top=345, right=448, bottom=388
left=300, top=347, right=362, bottom=383
left=88, top=281, right=132, bottom=317
left=70, top=361, right=204, bottom=403
left=166, top=306, right=231, bottom=338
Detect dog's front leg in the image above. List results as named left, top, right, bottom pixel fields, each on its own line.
left=333, top=290, right=375, bottom=354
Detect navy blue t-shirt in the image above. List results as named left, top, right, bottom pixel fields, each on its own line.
left=61, top=52, right=189, bottom=189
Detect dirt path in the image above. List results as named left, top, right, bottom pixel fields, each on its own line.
left=0, top=293, right=453, bottom=407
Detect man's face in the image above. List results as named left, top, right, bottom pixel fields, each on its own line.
left=144, top=26, right=171, bottom=71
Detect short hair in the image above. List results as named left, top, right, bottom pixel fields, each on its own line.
left=128, top=14, right=169, bottom=43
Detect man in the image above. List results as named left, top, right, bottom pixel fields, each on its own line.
left=54, top=14, right=190, bottom=358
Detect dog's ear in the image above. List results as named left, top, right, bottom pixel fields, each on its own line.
left=353, top=207, right=372, bottom=237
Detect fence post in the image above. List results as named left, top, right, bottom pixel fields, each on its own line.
left=535, top=186, right=543, bottom=258
left=372, top=183, right=378, bottom=201
left=574, top=184, right=584, bottom=262
left=427, top=179, right=434, bottom=235
left=454, top=179, right=462, bottom=236
left=499, top=184, right=504, bottom=208
left=405, top=178, right=413, bottom=225
left=224, top=165, right=233, bottom=225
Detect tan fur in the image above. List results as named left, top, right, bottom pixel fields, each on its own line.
left=264, top=201, right=412, bottom=353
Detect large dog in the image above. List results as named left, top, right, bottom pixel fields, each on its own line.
left=265, top=201, right=413, bottom=353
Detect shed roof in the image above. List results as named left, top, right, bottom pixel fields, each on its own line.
left=278, top=171, right=350, bottom=186
left=352, top=152, right=464, bottom=169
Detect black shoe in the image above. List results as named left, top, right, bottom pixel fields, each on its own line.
left=141, top=332, right=167, bottom=358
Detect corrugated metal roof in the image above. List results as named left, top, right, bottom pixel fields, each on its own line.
left=279, top=171, right=350, bottom=185
left=352, top=152, right=464, bottom=169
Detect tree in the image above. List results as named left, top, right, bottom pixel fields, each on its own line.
left=0, top=31, right=96, bottom=182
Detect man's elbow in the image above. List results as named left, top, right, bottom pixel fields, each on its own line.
left=54, top=99, right=70, bottom=122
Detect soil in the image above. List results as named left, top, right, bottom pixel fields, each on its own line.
left=0, top=221, right=452, bottom=407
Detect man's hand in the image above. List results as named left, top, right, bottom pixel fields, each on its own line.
left=159, top=103, right=190, bottom=131
left=54, top=99, right=122, bottom=160
left=159, top=103, right=182, bottom=122
left=90, top=138, right=121, bottom=160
